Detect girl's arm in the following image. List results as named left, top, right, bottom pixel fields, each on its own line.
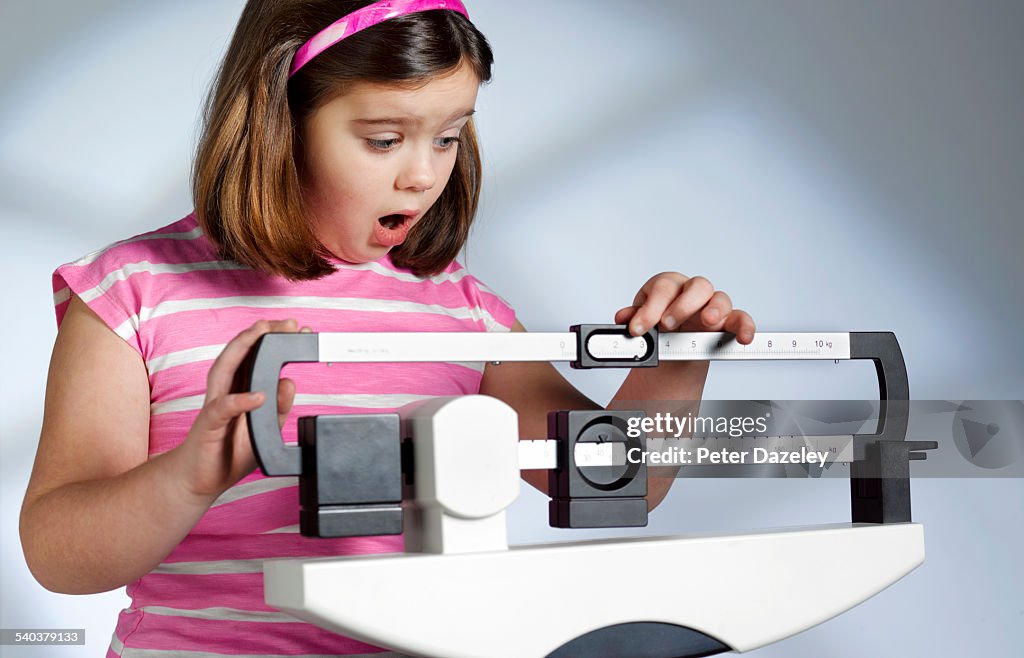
left=480, top=273, right=754, bottom=511
left=20, top=296, right=296, bottom=594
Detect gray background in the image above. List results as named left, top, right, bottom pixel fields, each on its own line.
left=1, top=1, right=1021, bottom=656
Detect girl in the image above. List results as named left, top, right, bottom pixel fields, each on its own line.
left=20, top=1, right=755, bottom=656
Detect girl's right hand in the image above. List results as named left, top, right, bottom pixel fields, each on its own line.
left=176, top=319, right=304, bottom=502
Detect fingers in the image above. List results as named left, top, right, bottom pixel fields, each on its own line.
left=703, top=291, right=733, bottom=328
left=628, top=272, right=688, bottom=335
left=624, top=273, right=756, bottom=343
left=659, top=277, right=715, bottom=331
left=629, top=274, right=718, bottom=335
left=614, top=305, right=640, bottom=325
left=723, top=309, right=756, bottom=344
left=206, top=319, right=299, bottom=398
left=277, top=378, right=297, bottom=427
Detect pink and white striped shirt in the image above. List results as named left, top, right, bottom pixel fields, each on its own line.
left=51, top=212, right=516, bottom=657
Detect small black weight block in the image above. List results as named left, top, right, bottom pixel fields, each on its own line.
left=298, top=414, right=402, bottom=507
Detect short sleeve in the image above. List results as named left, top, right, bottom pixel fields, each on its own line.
left=467, top=276, right=516, bottom=333
left=52, top=246, right=144, bottom=356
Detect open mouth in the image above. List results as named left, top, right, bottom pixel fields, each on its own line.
left=378, top=214, right=407, bottom=230
left=374, top=213, right=415, bottom=247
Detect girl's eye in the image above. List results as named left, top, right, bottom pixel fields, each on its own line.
left=366, top=138, right=400, bottom=151
left=364, top=136, right=461, bottom=153
left=435, top=136, right=461, bottom=150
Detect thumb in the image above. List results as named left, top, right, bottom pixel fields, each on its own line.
left=199, top=392, right=266, bottom=437
left=277, top=378, right=297, bottom=428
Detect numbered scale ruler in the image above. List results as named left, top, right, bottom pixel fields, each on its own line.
left=318, top=331, right=851, bottom=363
left=315, top=331, right=853, bottom=467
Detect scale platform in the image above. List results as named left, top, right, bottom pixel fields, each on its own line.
left=265, top=523, right=923, bottom=657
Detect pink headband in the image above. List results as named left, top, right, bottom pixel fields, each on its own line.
left=290, top=0, right=471, bottom=77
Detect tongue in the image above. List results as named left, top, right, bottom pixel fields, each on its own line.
left=374, top=215, right=410, bottom=247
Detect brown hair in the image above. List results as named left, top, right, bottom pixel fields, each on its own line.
left=192, top=0, right=494, bottom=280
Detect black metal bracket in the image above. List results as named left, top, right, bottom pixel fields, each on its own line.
left=236, top=332, right=318, bottom=476
left=848, top=332, right=936, bottom=523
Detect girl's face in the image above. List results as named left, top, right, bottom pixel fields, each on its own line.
left=300, top=61, right=480, bottom=264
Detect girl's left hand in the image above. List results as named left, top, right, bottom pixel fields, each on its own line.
left=614, top=272, right=756, bottom=344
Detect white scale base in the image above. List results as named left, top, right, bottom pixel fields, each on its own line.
left=266, top=524, right=923, bottom=657
left=262, top=396, right=925, bottom=657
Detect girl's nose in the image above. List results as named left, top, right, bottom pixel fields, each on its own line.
left=396, top=148, right=437, bottom=193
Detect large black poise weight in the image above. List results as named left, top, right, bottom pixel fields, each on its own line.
left=548, top=410, right=649, bottom=528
